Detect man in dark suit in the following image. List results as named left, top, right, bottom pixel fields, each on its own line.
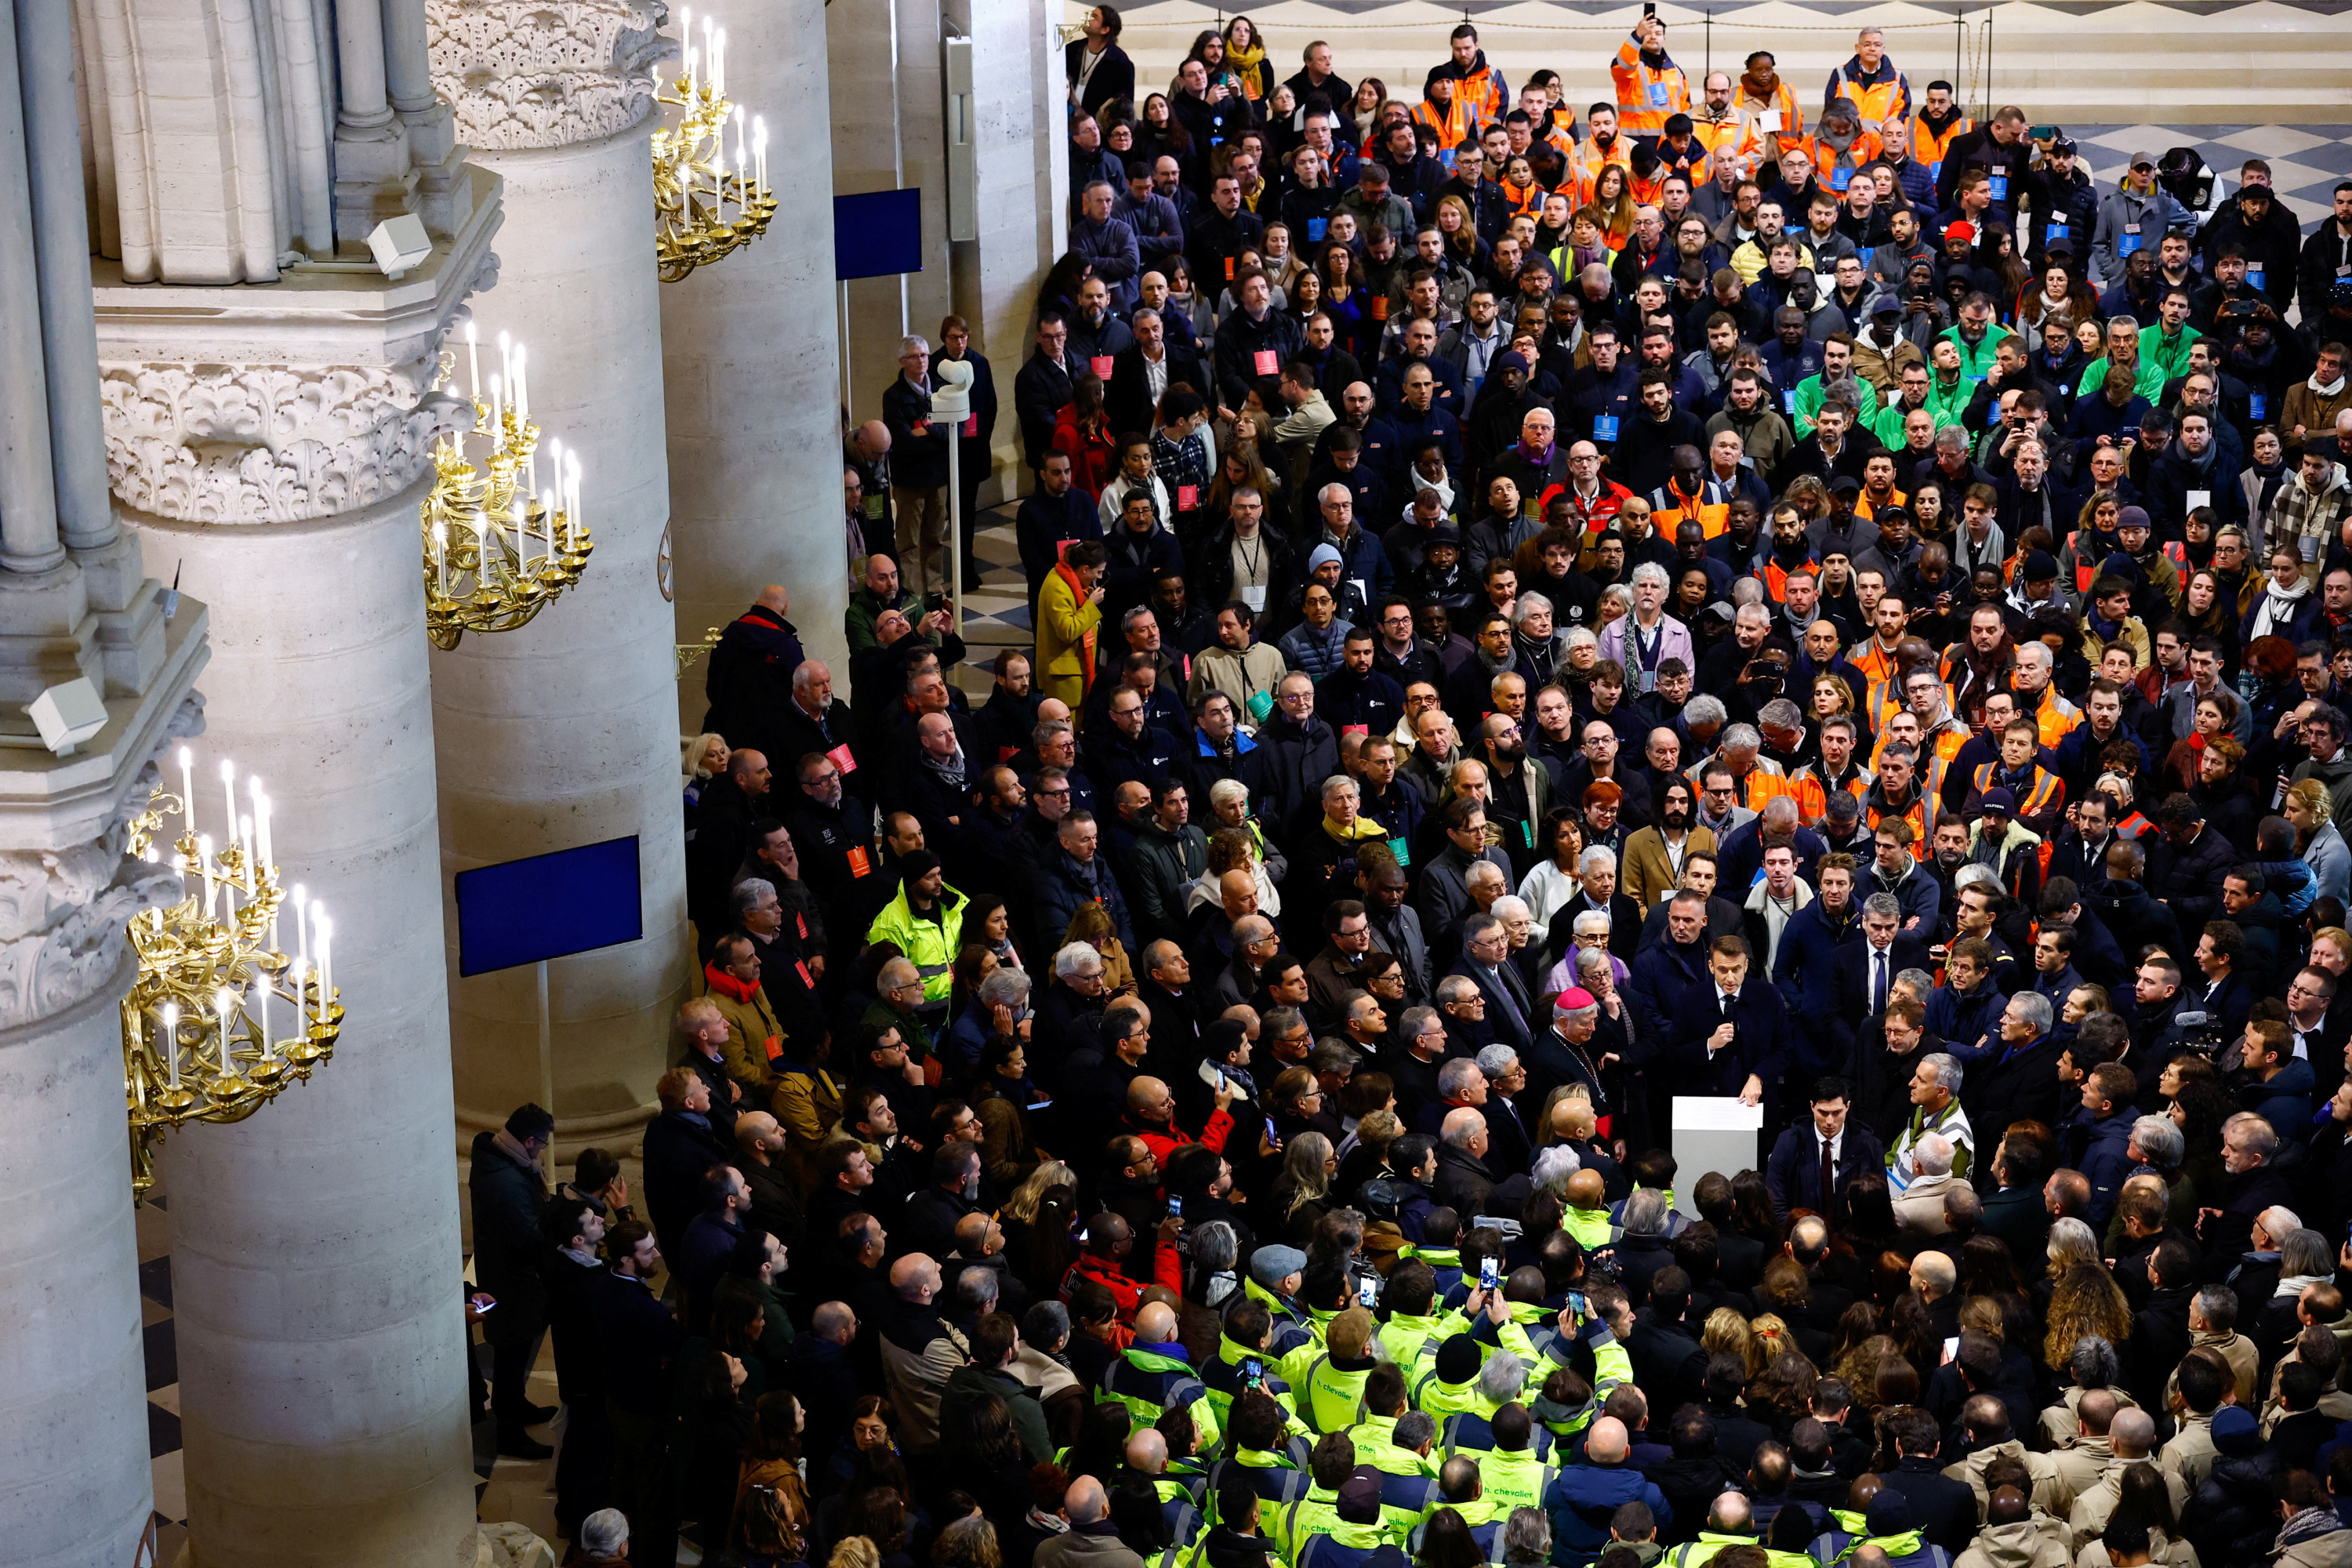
left=1762, top=1075, right=1889, bottom=1224
left=1451, top=912, right=1536, bottom=1052
left=1826, top=895, right=1933, bottom=1069
left=1960, top=991, right=2069, bottom=1144
left=1670, top=933, right=1791, bottom=1108
left=1106, top=309, right=1210, bottom=436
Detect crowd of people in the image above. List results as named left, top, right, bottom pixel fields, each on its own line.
left=477, top=11, right=2352, bottom=1568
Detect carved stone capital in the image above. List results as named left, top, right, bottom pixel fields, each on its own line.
left=0, top=695, right=204, bottom=1031
left=100, top=359, right=470, bottom=526
left=93, top=177, right=503, bottom=526
left=427, top=0, right=675, bottom=151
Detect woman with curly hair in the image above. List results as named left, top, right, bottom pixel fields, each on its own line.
left=1746, top=1347, right=1820, bottom=1434
left=2042, top=1258, right=2133, bottom=1373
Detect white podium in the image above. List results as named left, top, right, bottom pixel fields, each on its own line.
left=1671, top=1096, right=1766, bottom=1220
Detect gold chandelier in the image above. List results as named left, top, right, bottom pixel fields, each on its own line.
left=421, top=324, right=593, bottom=651
left=121, top=748, right=345, bottom=1200
left=652, top=9, right=774, bottom=284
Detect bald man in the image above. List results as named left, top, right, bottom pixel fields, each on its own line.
left=730, top=1111, right=802, bottom=1247
left=1208, top=911, right=1281, bottom=1011
left=1036, top=1475, right=1120, bottom=1568
left=877, top=1254, right=964, bottom=1447
left=1563, top=1168, right=1614, bottom=1249
left=1126, top=1070, right=1236, bottom=1164
left=1101, top=1298, right=1224, bottom=1450
left=1551, top=1415, right=1672, bottom=1560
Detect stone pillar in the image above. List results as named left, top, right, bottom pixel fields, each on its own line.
left=0, top=671, right=208, bottom=1568
left=828, top=0, right=953, bottom=423
left=96, top=179, right=503, bottom=1568
left=0, top=2, right=210, bottom=1552
left=939, top=0, right=1062, bottom=508
left=662, top=0, right=848, bottom=712
left=425, top=0, right=688, bottom=1151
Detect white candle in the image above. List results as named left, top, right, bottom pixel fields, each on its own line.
left=256, top=977, right=272, bottom=1065
left=702, top=17, right=715, bottom=93
left=566, top=451, right=581, bottom=549
left=486, top=374, right=503, bottom=448
left=238, top=815, right=255, bottom=895
left=541, top=490, right=557, bottom=568
left=754, top=118, right=768, bottom=194
left=465, top=319, right=481, bottom=405
left=179, top=746, right=194, bottom=837
left=162, top=1004, right=180, bottom=1091
left=316, top=916, right=332, bottom=1025
left=684, top=44, right=697, bottom=98
left=290, top=957, right=307, bottom=1038
left=197, top=833, right=216, bottom=921
left=432, top=521, right=448, bottom=596
left=216, top=986, right=237, bottom=1071
left=250, top=780, right=270, bottom=876
left=292, top=884, right=309, bottom=969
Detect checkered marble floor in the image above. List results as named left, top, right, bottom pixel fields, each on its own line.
left=2067, top=123, right=2352, bottom=230
left=960, top=499, right=1039, bottom=647
left=136, top=1171, right=669, bottom=1563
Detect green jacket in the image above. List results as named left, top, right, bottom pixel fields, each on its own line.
left=845, top=583, right=930, bottom=652
left=1667, top=1531, right=1764, bottom=1568
left=1105, top=1345, right=1223, bottom=1451
left=1282, top=1346, right=1378, bottom=1434
left=2075, top=351, right=2168, bottom=404
left=1791, top=372, right=1831, bottom=436
left=1476, top=1447, right=1556, bottom=1512
left=1933, top=322, right=2016, bottom=382
left=1271, top=1485, right=1341, bottom=1565
left=2145, top=323, right=2201, bottom=387
left=1377, top=1308, right=1468, bottom=1370
left=866, top=882, right=968, bottom=1007
left=1561, top=1207, right=1618, bottom=1249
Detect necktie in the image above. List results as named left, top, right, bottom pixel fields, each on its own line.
left=1491, top=968, right=1528, bottom=1039
left=1820, top=1136, right=1838, bottom=1220
left=1873, top=949, right=1889, bottom=1015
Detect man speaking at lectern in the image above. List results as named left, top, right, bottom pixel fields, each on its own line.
left=1671, top=933, right=1790, bottom=1112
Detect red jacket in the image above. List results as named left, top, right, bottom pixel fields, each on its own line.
left=1060, top=1243, right=1184, bottom=1322
left=1127, top=1106, right=1235, bottom=1167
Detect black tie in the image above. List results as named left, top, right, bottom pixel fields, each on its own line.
left=1820, top=1136, right=1838, bottom=1221
left=1721, top=992, right=1736, bottom=1023
left=1873, top=949, right=1889, bottom=1015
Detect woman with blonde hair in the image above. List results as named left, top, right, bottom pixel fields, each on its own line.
left=2286, top=777, right=2350, bottom=902
left=1269, top=1131, right=1337, bottom=1247
left=1703, top=1308, right=1761, bottom=1377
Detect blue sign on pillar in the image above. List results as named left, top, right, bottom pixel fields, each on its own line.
left=834, top=189, right=925, bottom=279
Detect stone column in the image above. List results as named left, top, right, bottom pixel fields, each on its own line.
left=939, top=0, right=1062, bottom=509
left=0, top=673, right=208, bottom=1568
left=827, top=0, right=952, bottom=423
left=662, top=0, right=849, bottom=706
left=96, top=179, right=503, bottom=1568
left=425, top=0, right=688, bottom=1152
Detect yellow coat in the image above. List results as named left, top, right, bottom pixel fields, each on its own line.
left=1036, top=567, right=1102, bottom=707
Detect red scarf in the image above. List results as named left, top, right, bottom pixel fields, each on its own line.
left=1052, top=560, right=1100, bottom=699
left=703, top=963, right=760, bottom=1004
